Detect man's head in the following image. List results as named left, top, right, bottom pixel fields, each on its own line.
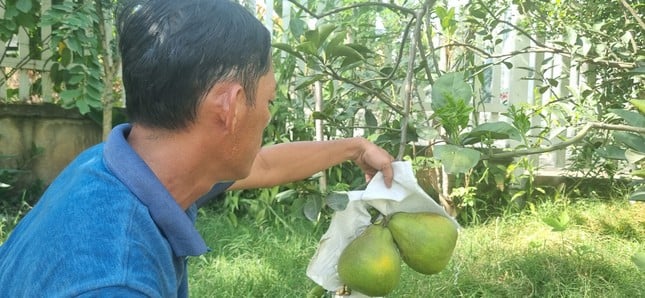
left=117, top=0, right=272, bottom=130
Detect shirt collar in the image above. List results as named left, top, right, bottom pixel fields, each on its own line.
left=103, top=123, right=208, bottom=257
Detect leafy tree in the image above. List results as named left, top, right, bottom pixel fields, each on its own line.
left=3, top=0, right=643, bottom=223
left=270, top=0, right=644, bottom=221
left=1, top=0, right=120, bottom=140
left=42, top=0, right=120, bottom=139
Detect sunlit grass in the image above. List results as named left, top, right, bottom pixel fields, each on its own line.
left=190, top=200, right=644, bottom=297
left=3, top=196, right=640, bottom=297
left=189, top=211, right=323, bottom=297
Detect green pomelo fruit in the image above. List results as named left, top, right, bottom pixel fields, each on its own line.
left=387, top=212, right=458, bottom=275
left=337, top=224, right=402, bottom=297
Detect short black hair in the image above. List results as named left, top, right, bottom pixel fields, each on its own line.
left=117, top=0, right=272, bottom=130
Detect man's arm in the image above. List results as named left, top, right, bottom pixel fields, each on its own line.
left=229, top=137, right=394, bottom=190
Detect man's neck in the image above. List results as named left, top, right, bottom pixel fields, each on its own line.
left=126, top=124, right=220, bottom=210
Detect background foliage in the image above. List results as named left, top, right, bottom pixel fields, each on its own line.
left=261, top=0, right=644, bottom=225
left=1, top=0, right=643, bottom=227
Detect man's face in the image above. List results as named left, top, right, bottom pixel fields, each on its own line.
left=231, top=68, right=276, bottom=175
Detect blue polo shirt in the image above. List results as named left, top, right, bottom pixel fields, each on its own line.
left=0, top=124, right=232, bottom=297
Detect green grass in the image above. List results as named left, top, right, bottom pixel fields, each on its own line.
left=190, top=199, right=645, bottom=297
left=1, top=197, right=642, bottom=297
left=189, top=210, right=324, bottom=297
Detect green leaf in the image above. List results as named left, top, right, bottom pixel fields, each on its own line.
left=613, top=131, right=645, bottom=152
left=68, top=74, right=84, bottom=85
left=54, top=2, right=75, bottom=13
left=595, top=145, right=626, bottom=160
left=303, top=195, right=323, bottom=222
left=542, top=211, right=570, bottom=232
left=4, top=6, right=19, bottom=19
left=431, top=72, right=472, bottom=110
left=67, top=15, right=88, bottom=27
left=417, top=126, right=439, bottom=140
left=75, top=99, right=90, bottom=114
left=317, top=24, right=336, bottom=47
left=0, top=20, right=17, bottom=38
left=303, top=29, right=319, bottom=46
left=629, top=99, right=645, bottom=114
left=294, top=74, right=325, bottom=91
left=364, top=109, right=378, bottom=132
left=272, top=43, right=304, bottom=60
left=462, top=122, right=523, bottom=144
left=538, top=85, right=550, bottom=94
left=15, top=13, right=36, bottom=28
left=469, top=6, right=487, bottom=19
left=59, top=88, right=82, bottom=101
left=86, top=86, right=103, bottom=103
left=565, top=26, right=578, bottom=44
left=434, top=145, right=481, bottom=174
left=326, top=31, right=346, bottom=49
left=295, top=41, right=319, bottom=56
left=16, top=0, right=32, bottom=13
left=326, top=192, right=349, bottom=211
left=609, top=109, right=645, bottom=127
left=288, top=17, right=306, bottom=39
left=60, top=47, right=73, bottom=66
left=631, top=169, right=645, bottom=178
left=629, top=188, right=645, bottom=202
left=328, top=45, right=364, bottom=65
left=346, top=44, right=374, bottom=57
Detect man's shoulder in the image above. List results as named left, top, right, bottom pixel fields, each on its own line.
left=0, top=184, right=177, bottom=295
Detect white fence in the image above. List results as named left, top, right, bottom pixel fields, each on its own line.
left=461, top=5, right=583, bottom=172
left=0, top=0, right=54, bottom=103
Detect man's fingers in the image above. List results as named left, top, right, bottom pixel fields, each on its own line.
left=380, top=162, right=394, bottom=188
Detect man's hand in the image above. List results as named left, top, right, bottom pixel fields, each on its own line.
left=353, top=139, right=395, bottom=188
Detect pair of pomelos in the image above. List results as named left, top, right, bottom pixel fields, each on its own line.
left=337, top=212, right=458, bottom=297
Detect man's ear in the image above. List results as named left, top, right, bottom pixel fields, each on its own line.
left=205, top=82, right=244, bottom=132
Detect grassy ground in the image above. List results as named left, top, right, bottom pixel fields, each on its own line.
left=1, top=196, right=642, bottom=297
left=189, top=199, right=644, bottom=297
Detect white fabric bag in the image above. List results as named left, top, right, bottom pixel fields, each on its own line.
left=306, top=161, right=460, bottom=296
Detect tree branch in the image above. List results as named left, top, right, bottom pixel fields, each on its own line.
left=486, top=122, right=645, bottom=160
left=397, top=0, right=434, bottom=160
left=618, top=0, right=645, bottom=31
left=95, top=0, right=120, bottom=140
left=366, top=17, right=415, bottom=100
left=323, top=68, right=404, bottom=115
left=286, top=0, right=415, bottom=19
left=477, top=0, right=549, bottom=48
left=438, top=41, right=636, bottom=69
left=424, top=10, right=442, bottom=77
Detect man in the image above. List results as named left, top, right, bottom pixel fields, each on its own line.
left=0, top=0, right=394, bottom=296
